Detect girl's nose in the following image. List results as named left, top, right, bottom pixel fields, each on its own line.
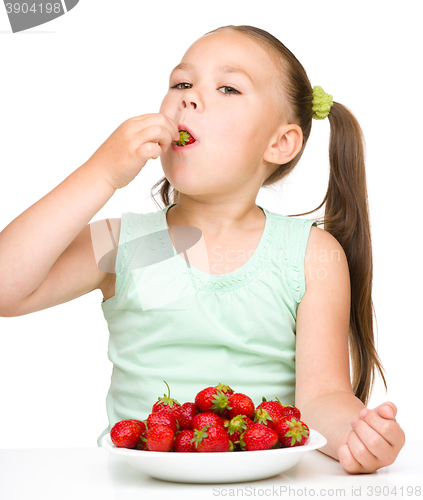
left=179, top=86, right=202, bottom=110
left=181, top=98, right=197, bottom=109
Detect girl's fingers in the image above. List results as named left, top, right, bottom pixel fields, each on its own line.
left=340, top=402, right=405, bottom=474
left=136, top=142, right=162, bottom=161
left=351, top=417, right=394, bottom=462
left=343, top=430, right=380, bottom=473
left=338, top=440, right=362, bottom=474
left=355, top=408, right=400, bottom=447
left=137, top=125, right=174, bottom=152
left=376, top=403, right=397, bottom=422
left=126, top=114, right=179, bottom=143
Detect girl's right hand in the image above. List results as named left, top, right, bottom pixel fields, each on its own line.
left=85, top=113, right=179, bottom=190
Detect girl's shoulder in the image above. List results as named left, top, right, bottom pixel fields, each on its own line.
left=89, top=217, right=121, bottom=268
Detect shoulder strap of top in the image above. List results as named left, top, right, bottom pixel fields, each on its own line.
left=285, top=217, right=318, bottom=304
left=116, top=210, right=160, bottom=274
left=115, top=212, right=134, bottom=274
left=102, top=210, right=163, bottom=320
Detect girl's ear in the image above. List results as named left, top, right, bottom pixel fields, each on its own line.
left=263, top=123, right=303, bottom=166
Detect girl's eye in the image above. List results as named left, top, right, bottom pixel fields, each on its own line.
left=171, top=83, right=240, bottom=95
left=172, top=82, right=192, bottom=90
left=218, top=86, right=239, bottom=95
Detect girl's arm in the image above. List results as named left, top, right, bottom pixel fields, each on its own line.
left=295, top=227, right=405, bottom=474
left=0, top=162, right=115, bottom=316
left=0, top=113, right=179, bottom=317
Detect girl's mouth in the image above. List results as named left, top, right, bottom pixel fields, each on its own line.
left=173, top=130, right=196, bottom=147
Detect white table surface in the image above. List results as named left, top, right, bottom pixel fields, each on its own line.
left=0, top=441, right=421, bottom=500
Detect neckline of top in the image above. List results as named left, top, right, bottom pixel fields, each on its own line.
left=158, top=202, right=275, bottom=291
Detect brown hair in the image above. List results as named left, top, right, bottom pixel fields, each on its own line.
left=151, top=25, right=386, bottom=407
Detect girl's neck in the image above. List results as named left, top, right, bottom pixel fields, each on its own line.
left=166, top=202, right=265, bottom=240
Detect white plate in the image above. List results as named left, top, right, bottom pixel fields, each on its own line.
left=102, top=429, right=327, bottom=483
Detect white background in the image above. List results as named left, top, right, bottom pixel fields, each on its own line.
left=0, top=0, right=421, bottom=448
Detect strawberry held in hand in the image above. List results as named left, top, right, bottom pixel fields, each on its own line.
left=173, top=130, right=196, bottom=147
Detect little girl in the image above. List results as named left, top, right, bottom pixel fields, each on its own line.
left=0, top=25, right=405, bottom=474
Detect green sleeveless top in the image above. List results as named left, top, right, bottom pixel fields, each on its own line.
left=97, top=203, right=317, bottom=446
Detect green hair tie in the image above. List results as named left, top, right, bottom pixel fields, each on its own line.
left=312, top=85, right=333, bottom=120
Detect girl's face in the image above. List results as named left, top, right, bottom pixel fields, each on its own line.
left=159, top=30, right=283, bottom=200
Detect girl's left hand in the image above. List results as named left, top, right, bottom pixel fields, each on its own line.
left=338, top=402, right=406, bottom=474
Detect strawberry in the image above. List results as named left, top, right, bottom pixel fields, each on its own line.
left=239, top=423, right=279, bottom=451
left=191, top=412, right=225, bottom=431
left=178, top=402, right=200, bottom=430
left=254, top=400, right=285, bottom=429
left=110, top=419, right=145, bottom=449
left=135, top=435, right=149, bottom=451
left=275, top=417, right=310, bottom=447
left=193, top=425, right=230, bottom=452
left=135, top=426, right=149, bottom=450
left=173, top=429, right=196, bottom=452
left=174, top=130, right=195, bottom=147
left=215, top=383, right=234, bottom=396
left=128, top=419, right=146, bottom=430
left=227, top=393, right=255, bottom=420
left=253, top=407, right=274, bottom=429
left=195, top=386, right=230, bottom=415
left=146, top=424, right=175, bottom=452
left=147, top=412, right=178, bottom=433
left=152, top=381, right=181, bottom=413
left=224, top=415, right=253, bottom=446
left=154, top=403, right=184, bottom=427
left=282, top=404, right=301, bottom=421
left=272, top=397, right=301, bottom=420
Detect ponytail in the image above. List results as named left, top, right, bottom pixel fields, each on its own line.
left=290, top=101, right=387, bottom=406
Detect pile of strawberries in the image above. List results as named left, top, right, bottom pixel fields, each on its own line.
left=110, top=382, right=310, bottom=453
